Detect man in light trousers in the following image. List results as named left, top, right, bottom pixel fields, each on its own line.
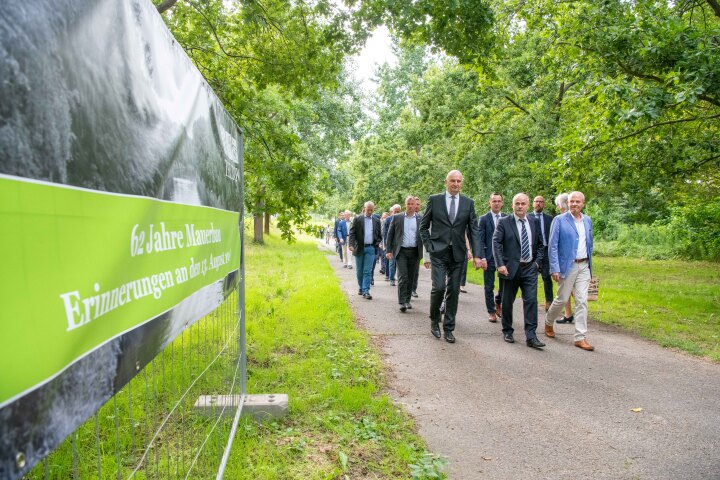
left=544, top=191, right=595, bottom=351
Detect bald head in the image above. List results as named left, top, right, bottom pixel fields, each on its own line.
left=363, top=201, right=375, bottom=216
left=512, top=193, right=530, bottom=218
left=445, top=170, right=463, bottom=196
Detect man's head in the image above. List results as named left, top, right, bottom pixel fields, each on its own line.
left=533, top=196, right=545, bottom=214
left=554, top=194, right=568, bottom=213
left=414, top=196, right=421, bottom=213
left=568, top=191, right=585, bottom=217
left=404, top=195, right=415, bottom=214
left=344, top=210, right=352, bottom=219
left=390, top=204, right=402, bottom=214
left=363, top=201, right=375, bottom=216
left=445, top=170, right=463, bottom=196
left=512, top=193, right=530, bottom=219
left=489, top=193, right=503, bottom=214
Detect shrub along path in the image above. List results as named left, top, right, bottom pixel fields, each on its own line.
left=328, top=250, right=720, bottom=479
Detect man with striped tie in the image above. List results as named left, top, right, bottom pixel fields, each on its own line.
left=492, top=193, right=546, bottom=349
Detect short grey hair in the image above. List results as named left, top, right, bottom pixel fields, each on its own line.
left=555, top=193, right=569, bottom=211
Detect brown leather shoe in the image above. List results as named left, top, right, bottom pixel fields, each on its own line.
left=488, top=313, right=497, bottom=323
left=574, top=339, right=594, bottom=351
left=544, top=324, right=555, bottom=338
left=495, top=302, right=503, bottom=318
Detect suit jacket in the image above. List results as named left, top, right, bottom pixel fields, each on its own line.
left=548, top=212, right=593, bottom=277
left=348, top=214, right=382, bottom=256
left=334, top=218, right=348, bottom=241
left=419, top=193, right=481, bottom=263
left=386, top=213, right=423, bottom=259
left=492, top=214, right=545, bottom=279
left=530, top=211, right=553, bottom=248
left=478, top=211, right=507, bottom=266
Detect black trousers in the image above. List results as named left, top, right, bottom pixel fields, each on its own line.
left=501, top=263, right=539, bottom=340
left=484, top=263, right=504, bottom=313
left=429, top=247, right=463, bottom=332
left=412, top=256, right=420, bottom=292
left=395, top=247, right=419, bottom=305
left=538, top=247, right=553, bottom=302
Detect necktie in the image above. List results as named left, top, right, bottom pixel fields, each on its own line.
left=520, top=219, right=530, bottom=262
left=494, top=214, right=499, bottom=228
left=449, top=196, right=456, bottom=223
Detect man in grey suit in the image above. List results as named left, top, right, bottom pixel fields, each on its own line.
left=386, top=196, right=423, bottom=312
left=478, top=193, right=507, bottom=323
left=493, top=193, right=546, bottom=349
left=420, top=170, right=484, bottom=343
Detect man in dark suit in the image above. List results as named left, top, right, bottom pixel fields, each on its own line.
left=531, top=195, right=554, bottom=311
left=349, top=201, right=382, bottom=299
left=492, top=193, right=546, bottom=349
left=386, top=196, right=423, bottom=312
left=420, top=170, right=483, bottom=343
left=478, top=193, right=507, bottom=322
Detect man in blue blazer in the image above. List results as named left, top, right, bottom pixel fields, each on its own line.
left=334, top=211, right=350, bottom=268
left=420, top=170, right=484, bottom=343
left=478, top=193, right=507, bottom=322
left=492, top=193, right=546, bottom=349
left=544, top=191, right=595, bottom=351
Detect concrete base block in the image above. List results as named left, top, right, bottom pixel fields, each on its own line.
left=194, top=394, right=288, bottom=421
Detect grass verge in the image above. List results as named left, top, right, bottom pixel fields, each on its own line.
left=226, top=233, right=444, bottom=479
left=466, top=257, right=720, bottom=361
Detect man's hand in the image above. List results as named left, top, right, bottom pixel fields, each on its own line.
left=472, top=257, right=483, bottom=269
left=340, top=239, right=345, bottom=244
left=424, top=262, right=431, bottom=269
left=386, top=252, right=393, bottom=260
left=348, top=246, right=354, bottom=253
left=552, top=272, right=560, bottom=282
left=498, top=265, right=509, bottom=276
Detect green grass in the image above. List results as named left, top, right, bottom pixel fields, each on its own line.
left=465, top=257, right=720, bottom=361
left=225, top=232, right=443, bottom=479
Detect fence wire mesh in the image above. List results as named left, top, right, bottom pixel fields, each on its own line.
left=24, top=290, right=244, bottom=480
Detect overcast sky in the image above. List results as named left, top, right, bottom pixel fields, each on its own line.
left=349, top=26, right=397, bottom=92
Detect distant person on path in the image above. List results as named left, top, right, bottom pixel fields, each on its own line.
left=420, top=170, right=483, bottom=343
left=349, top=201, right=382, bottom=299
left=478, top=193, right=507, bottom=323
left=334, top=211, right=350, bottom=268
left=343, top=211, right=353, bottom=269
left=552, top=193, right=575, bottom=324
left=386, top=196, right=423, bottom=312
left=492, top=193, right=546, bottom=349
left=411, top=196, right=422, bottom=298
left=379, top=212, right=390, bottom=275
left=383, top=204, right=401, bottom=285
left=532, top=195, right=554, bottom=311
left=544, top=191, right=595, bottom=351
left=325, top=224, right=332, bottom=244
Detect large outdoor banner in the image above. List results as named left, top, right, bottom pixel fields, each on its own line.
left=0, top=0, right=244, bottom=477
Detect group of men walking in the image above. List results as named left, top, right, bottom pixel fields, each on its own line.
left=333, top=169, right=596, bottom=352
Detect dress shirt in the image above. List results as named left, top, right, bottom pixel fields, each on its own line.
left=363, top=216, right=374, bottom=245
left=514, top=214, right=533, bottom=261
left=574, top=215, right=588, bottom=259
left=401, top=213, right=417, bottom=248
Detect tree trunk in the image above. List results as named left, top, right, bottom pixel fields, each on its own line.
left=706, top=0, right=720, bottom=19
left=156, top=0, right=178, bottom=14
left=253, top=199, right=264, bottom=243
left=264, top=213, right=271, bottom=234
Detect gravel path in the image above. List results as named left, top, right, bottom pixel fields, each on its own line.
left=324, top=247, right=720, bottom=480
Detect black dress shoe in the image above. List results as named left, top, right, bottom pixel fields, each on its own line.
left=400, top=304, right=407, bottom=312
left=371, top=279, right=374, bottom=285
left=431, top=324, right=441, bottom=338
left=503, top=333, right=515, bottom=343
left=406, top=303, right=413, bottom=309
left=557, top=315, right=574, bottom=324
left=444, top=331, right=456, bottom=343
left=527, top=338, right=546, bottom=349
left=411, top=291, right=419, bottom=298
left=358, top=289, right=362, bottom=295
left=363, top=293, right=372, bottom=300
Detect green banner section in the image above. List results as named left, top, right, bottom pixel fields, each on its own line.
left=0, top=176, right=240, bottom=406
